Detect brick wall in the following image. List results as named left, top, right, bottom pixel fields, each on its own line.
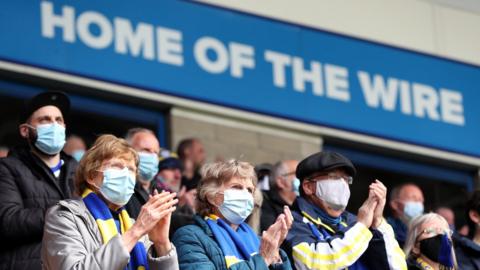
left=170, top=108, right=322, bottom=164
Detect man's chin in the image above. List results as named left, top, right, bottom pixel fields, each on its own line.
left=326, top=206, right=345, bottom=217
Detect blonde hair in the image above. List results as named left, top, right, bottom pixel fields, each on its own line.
left=404, top=213, right=457, bottom=269
left=74, top=134, right=139, bottom=196
left=196, top=159, right=257, bottom=217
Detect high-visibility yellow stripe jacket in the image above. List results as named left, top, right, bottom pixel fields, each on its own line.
left=281, top=197, right=407, bottom=270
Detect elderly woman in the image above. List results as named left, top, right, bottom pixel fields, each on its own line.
left=404, top=213, right=457, bottom=270
left=173, top=160, right=292, bottom=270
left=41, top=134, right=179, bottom=269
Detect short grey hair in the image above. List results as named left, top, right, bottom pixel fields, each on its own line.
left=270, top=161, right=288, bottom=190
left=196, top=159, right=257, bottom=217
left=124, top=127, right=155, bottom=144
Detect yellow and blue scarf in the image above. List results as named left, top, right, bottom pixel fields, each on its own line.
left=205, top=215, right=260, bottom=268
left=82, top=189, right=148, bottom=270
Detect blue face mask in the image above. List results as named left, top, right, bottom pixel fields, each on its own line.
left=218, top=189, right=254, bottom=225
left=99, top=167, right=136, bottom=206
left=292, top=177, right=301, bottom=196
left=33, top=123, right=66, bottom=155
left=71, top=150, right=85, bottom=162
left=138, top=152, right=159, bottom=181
left=403, top=201, right=424, bottom=220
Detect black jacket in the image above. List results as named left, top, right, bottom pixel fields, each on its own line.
left=454, top=232, right=480, bottom=270
left=260, top=189, right=290, bottom=232
left=0, top=146, right=77, bottom=270
left=125, top=182, right=150, bottom=219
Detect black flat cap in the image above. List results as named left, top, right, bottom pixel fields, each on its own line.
left=21, top=91, right=70, bottom=123
left=296, top=151, right=356, bottom=181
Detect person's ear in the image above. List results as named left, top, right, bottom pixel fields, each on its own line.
left=469, top=210, right=480, bottom=224
left=302, top=180, right=315, bottom=196
left=276, top=176, right=287, bottom=190
left=390, top=200, right=400, bottom=212
left=411, top=241, right=421, bottom=256
left=86, top=171, right=102, bottom=191
left=19, top=124, right=30, bottom=139
left=207, top=193, right=223, bottom=208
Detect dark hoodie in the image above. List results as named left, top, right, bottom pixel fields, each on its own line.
left=454, top=232, right=480, bottom=270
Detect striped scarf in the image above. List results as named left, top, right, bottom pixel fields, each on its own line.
left=205, top=214, right=260, bottom=268
left=82, top=188, right=148, bottom=270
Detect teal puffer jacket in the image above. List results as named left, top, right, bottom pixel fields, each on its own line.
left=173, top=215, right=292, bottom=270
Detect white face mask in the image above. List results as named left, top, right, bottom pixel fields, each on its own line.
left=315, top=179, right=350, bottom=211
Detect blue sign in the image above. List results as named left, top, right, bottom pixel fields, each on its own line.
left=0, top=1, right=479, bottom=157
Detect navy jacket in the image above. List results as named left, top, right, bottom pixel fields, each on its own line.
left=282, top=197, right=406, bottom=270
left=454, top=233, right=480, bottom=270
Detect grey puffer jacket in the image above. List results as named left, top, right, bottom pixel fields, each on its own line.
left=41, top=199, right=179, bottom=270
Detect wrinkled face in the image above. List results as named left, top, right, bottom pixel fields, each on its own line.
left=158, top=168, right=182, bottom=192
left=302, top=168, right=351, bottom=218
left=19, top=105, right=65, bottom=139
left=211, top=176, right=255, bottom=207
left=130, top=132, right=160, bottom=154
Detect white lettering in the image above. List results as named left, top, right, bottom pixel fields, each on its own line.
left=229, top=42, right=254, bottom=78
left=264, top=50, right=291, bottom=88
left=358, top=71, right=398, bottom=111
left=440, top=89, right=465, bottom=125
left=413, top=83, right=440, bottom=121
left=399, top=80, right=412, bottom=115
left=114, top=18, right=154, bottom=60
left=41, top=2, right=75, bottom=42
left=194, top=37, right=228, bottom=74
left=77, top=11, right=113, bottom=49
left=157, top=27, right=183, bottom=66
left=292, top=57, right=323, bottom=95
left=325, top=64, right=349, bottom=102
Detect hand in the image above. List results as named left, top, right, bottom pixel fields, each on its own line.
left=178, top=186, right=197, bottom=209
left=357, top=192, right=378, bottom=228
left=369, top=180, right=387, bottom=229
left=278, top=206, right=293, bottom=244
left=134, top=191, right=177, bottom=238
left=260, top=213, right=288, bottom=266
left=122, top=191, right=177, bottom=253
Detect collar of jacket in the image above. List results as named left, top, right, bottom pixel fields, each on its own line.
left=193, top=215, right=215, bottom=238
left=9, top=145, right=75, bottom=198
left=58, top=199, right=99, bottom=232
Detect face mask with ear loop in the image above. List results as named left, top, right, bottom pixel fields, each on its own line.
left=25, top=123, right=66, bottom=155
left=315, top=179, right=351, bottom=211
left=96, top=167, right=136, bottom=206
left=218, top=189, right=254, bottom=225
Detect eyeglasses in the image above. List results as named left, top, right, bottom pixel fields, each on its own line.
left=419, top=227, right=453, bottom=238
left=282, top=171, right=296, bottom=177
left=307, top=172, right=353, bottom=185
left=100, top=160, right=136, bottom=175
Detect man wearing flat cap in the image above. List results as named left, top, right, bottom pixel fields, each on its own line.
left=282, top=151, right=406, bottom=270
left=0, top=91, right=77, bottom=270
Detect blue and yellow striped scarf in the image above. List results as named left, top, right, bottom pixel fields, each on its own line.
left=82, top=188, right=148, bottom=270
left=205, top=214, right=260, bottom=268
